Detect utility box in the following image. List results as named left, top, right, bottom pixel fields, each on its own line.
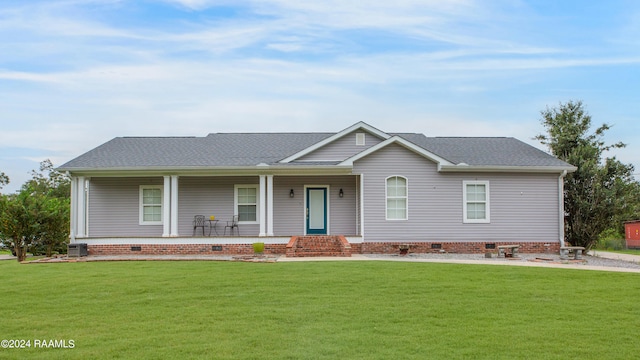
left=68, top=243, right=88, bottom=257
left=624, top=221, right=640, bottom=249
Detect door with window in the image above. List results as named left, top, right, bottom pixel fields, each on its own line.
left=306, top=187, right=327, bottom=234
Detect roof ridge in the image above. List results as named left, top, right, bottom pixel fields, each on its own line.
left=432, top=136, right=511, bottom=139
left=120, top=136, right=197, bottom=139
left=206, top=132, right=334, bottom=136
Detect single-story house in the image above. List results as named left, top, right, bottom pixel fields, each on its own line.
left=58, top=122, right=576, bottom=256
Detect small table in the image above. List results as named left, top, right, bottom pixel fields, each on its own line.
left=206, top=220, right=219, bottom=236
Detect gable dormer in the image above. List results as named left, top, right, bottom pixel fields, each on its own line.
left=279, top=122, right=390, bottom=163
left=297, top=130, right=386, bottom=162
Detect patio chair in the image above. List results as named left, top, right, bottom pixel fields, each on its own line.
left=224, top=215, right=240, bottom=236
left=192, top=215, right=207, bottom=236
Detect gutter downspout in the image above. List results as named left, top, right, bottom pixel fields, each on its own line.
left=558, top=170, right=568, bottom=248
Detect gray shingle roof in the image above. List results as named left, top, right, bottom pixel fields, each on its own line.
left=59, top=133, right=333, bottom=169
left=399, top=134, right=571, bottom=167
left=58, top=130, right=572, bottom=171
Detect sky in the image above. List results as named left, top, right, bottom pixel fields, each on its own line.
left=1, top=0, right=639, bottom=193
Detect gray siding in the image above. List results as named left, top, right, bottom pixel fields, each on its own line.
left=88, top=177, right=164, bottom=237
left=178, top=176, right=259, bottom=236
left=354, top=143, right=561, bottom=243
left=300, top=130, right=384, bottom=161
left=273, top=175, right=358, bottom=236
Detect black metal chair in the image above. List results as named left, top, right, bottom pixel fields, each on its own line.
left=224, top=215, right=239, bottom=236
left=192, top=215, right=207, bottom=236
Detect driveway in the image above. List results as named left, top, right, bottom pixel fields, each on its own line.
left=589, top=250, right=640, bottom=263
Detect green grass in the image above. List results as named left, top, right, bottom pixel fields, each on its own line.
left=1, top=261, right=639, bottom=359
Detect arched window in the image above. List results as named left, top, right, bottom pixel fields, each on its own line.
left=386, top=176, right=407, bottom=220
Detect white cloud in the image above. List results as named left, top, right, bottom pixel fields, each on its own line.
left=160, top=0, right=225, bottom=11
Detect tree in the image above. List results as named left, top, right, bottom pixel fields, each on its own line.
left=0, top=160, right=70, bottom=260
left=0, top=171, right=8, bottom=190
left=0, top=190, right=43, bottom=261
left=38, top=196, right=70, bottom=257
left=536, top=100, right=639, bottom=250
left=23, top=159, right=70, bottom=199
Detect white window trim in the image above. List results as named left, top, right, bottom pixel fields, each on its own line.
left=356, top=132, right=366, bottom=146
left=234, top=184, right=260, bottom=225
left=463, top=180, right=490, bottom=223
left=139, top=185, right=164, bottom=226
left=385, top=176, right=408, bottom=221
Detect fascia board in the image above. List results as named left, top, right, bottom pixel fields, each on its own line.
left=279, top=121, right=391, bottom=163
left=340, top=136, right=455, bottom=166
left=62, top=165, right=354, bottom=177
left=438, top=164, right=578, bottom=173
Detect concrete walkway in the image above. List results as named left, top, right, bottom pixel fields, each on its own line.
left=588, top=250, right=640, bottom=263
left=279, top=253, right=640, bottom=273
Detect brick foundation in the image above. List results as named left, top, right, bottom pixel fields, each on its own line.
left=87, top=240, right=559, bottom=256
left=88, top=243, right=286, bottom=256
left=361, top=241, right=561, bottom=255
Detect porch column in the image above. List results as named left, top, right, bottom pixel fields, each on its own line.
left=85, top=178, right=90, bottom=237
left=163, top=176, right=171, bottom=237
left=359, top=174, right=365, bottom=238
left=69, top=176, right=77, bottom=242
left=75, top=176, right=87, bottom=238
left=259, top=175, right=267, bottom=237
left=267, top=175, right=274, bottom=236
left=170, top=175, right=179, bottom=236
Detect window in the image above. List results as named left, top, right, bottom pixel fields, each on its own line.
left=386, top=176, right=407, bottom=220
left=235, top=185, right=259, bottom=223
left=356, top=132, right=365, bottom=146
left=463, top=181, right=490, bottom=223
left=140, top=185, right=163, bottom=225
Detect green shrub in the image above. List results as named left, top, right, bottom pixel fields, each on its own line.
left=253, top=242, right=265, bottom=254
left=597, top=228, right=626, bottom=250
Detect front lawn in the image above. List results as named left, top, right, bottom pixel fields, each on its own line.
left=1, top=260, right=639, bottom=359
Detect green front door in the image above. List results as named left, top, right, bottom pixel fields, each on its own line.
left=306, top=188, right=327, bottom=235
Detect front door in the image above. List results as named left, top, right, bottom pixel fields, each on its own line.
left=306, top=187, right=327, bottom=235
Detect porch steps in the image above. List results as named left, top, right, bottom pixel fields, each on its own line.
left=286, top=235, right=352, bottom=257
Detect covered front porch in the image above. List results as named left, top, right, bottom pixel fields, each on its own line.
left=69, top=172, right=363, bottom=241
